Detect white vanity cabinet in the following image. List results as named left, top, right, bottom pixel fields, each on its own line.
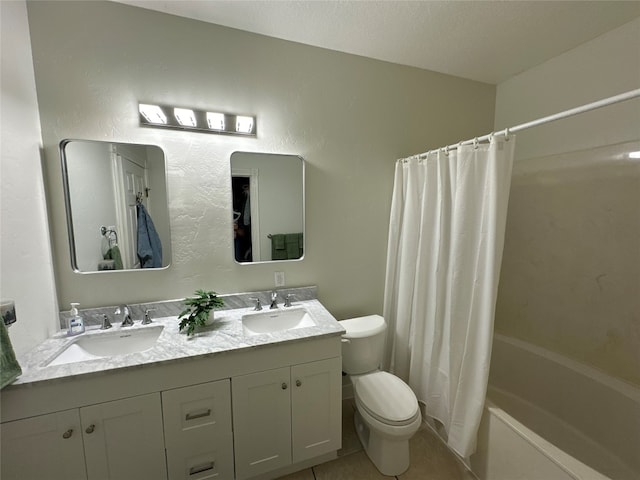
left=0, top=393, right=166, bottom=480
left=162, top=379, right=234, bottom=480
left=290, top=357, right=343, bottom=462
left=232, top=357, right=342, bottom=480
left=1, top=300, right=345, bottom=480
left=80, top=393, right=167, bottom=480
left=0, top=408, right=87, bottom=480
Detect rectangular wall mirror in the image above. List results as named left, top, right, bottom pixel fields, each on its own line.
left=60, top=139, right=172, bottom=272
left=231, top=152, right=304, bottom=263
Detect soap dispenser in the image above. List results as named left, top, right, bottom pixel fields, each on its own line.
left=67, top=302, right=85, bottom=336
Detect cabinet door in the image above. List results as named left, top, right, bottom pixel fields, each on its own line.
left=80, top=393, right=167, bottom=480
left=162, top=379, right=234, bottom=479
left=232, top=367, right=292, bottom=480
left=0, top=409, right=87, bottom=480
left=291, top=357, right=342, bottom=462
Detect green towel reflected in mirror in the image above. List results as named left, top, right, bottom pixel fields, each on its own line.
left=271, top=233, right=303, bottom=260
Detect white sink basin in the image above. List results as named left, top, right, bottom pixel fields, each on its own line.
left=242, top=308, right=315, bottom=335
left=47, top=325, right=164, bottom=366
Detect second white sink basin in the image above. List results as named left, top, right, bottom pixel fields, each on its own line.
left=242, top=308, right=315, bottom=335
left=47, top=325, right=164, bottom=366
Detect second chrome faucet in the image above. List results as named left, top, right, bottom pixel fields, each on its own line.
left=249, top=291, right=295, bottom=311
left=270, top=291, right=279, bottom=309
left=115, top=305, right=133, bottom=327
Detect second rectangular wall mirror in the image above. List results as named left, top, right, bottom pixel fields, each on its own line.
left=231, top=152, right=305, bottom=264
left=60, top=139, right=172, bottom=273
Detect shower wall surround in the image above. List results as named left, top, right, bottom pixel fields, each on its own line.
left=25, top=1, right=495, bottom=320
left=497, top=142, right=640, bottom=386
left=494, top=18, right=640, bottom=385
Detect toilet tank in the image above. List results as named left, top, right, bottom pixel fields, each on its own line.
left=340, top=315, right=387, bottom=375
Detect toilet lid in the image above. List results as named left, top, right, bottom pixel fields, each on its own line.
left=340, top=315, right=386, bottom=339
left=353, top=371, right=419, bottom=426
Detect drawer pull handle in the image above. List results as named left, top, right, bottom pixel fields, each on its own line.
left=62, top=429, right=73, bottom=439
left=281, top=382, right=288, bottom=390
left=189, top=461, right=214, bottom=475
left=85, top=424, right=95, bottom=434
left=185, top=409, right=211, bottom=421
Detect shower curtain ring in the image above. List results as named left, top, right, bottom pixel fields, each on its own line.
left=504, top=127, right=510, bottom=141
left=473, top=137, right=479, bottom=149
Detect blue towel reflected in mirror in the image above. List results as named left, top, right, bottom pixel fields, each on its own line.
left=137, top=203, right=163, bottom=268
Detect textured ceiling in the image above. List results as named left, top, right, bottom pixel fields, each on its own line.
left=114, top=1, right=640, bottom=84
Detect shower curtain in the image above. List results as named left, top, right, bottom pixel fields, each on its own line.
left=383, top=137, right=515, bottom=457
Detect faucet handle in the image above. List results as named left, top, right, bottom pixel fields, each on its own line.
left=269, top=291, right=279, bottom=309
left=116, top=304, right=134, bottom=327
left=142, top=309, right=155, bottom=325
left=283, top=294, right=295, bottom=308
left=249, top=297, right=262, bottom=311
left=99, top=314, right=112, bottom=330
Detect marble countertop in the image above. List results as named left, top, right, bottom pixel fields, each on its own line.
left=14, top=299, right=345, bottom=386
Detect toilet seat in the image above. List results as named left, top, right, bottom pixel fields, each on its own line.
left=353, top=371, right=419, bottom=426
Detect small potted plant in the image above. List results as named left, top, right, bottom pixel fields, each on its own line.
left=178, top=289, right=225, bottom=335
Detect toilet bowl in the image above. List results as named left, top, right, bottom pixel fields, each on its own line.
left=341, top=315, right=422, bottom=476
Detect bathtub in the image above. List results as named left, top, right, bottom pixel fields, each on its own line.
left=470, top=334, right=640, bottom=480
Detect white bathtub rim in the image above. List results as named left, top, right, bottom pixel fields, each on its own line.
left=493, top=333, right=640, bottom=403
left=483, top=397, right=610, bottom=480
left=488, top=386, right=638, bottom=479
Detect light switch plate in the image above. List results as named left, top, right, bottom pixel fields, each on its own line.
left=274, top=271, right=285, bottom=287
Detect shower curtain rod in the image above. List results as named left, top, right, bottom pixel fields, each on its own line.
left=406, top=88, right=640, bottom=160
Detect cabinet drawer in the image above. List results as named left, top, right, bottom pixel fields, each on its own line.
left=162, top=380, right=233, bottom=480
left=162, top=379, right=232, bottom=447
left=166, top=449, right=231, bottom=480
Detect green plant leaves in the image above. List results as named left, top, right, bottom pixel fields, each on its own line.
left=178, top=290, right=225, bottom=335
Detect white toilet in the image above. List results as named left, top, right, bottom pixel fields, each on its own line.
left=341, top=315, right=421, bottom=476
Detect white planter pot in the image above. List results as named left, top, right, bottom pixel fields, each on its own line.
left=204, top=310, right=215, bottom=326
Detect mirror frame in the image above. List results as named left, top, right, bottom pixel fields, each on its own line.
left=59, top=139, right=171, bottom=273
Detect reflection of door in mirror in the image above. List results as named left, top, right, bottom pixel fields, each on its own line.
left=112, top=150, right=146, bottom=269
left=61, top=140, right=171, bottom=273
left=232, top=169, right=261, bottom=262
left=232, top=176, right=252, bottom=262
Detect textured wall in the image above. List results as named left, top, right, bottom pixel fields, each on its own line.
left=26, top=1, right=495, bottom=319
left=0, top=1, right=59, bottom=355
left=494, top=19, right=640, bottom=385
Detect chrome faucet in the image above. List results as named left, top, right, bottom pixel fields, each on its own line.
left=115, top=305, right=134, bottom=327
left=283, top=294, right=294, bottom=308
left=249, top=297, right=263, bottom=311
left=269, top=291, right=279, bottom=309
left=141, top=309, right=155, bottom=325
left=100, top=314, right=112, bottom=330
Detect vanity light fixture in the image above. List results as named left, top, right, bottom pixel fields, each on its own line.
left=173, top=108, right=197, bottom=127
left=628, top=151, right=640, bottom=159
left=138, top=103, right=256, bottom=136
left=207, top=112, right=225, bottom=131
left=236, top=116, right=254, bottom=134
left=139, top=104, right=167, bottom=124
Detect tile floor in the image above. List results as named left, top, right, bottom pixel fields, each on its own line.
left=278, top=399, right=476, bottom=480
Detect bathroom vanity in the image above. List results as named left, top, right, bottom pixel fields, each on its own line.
left=0, top=297, right=344, bottom=480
